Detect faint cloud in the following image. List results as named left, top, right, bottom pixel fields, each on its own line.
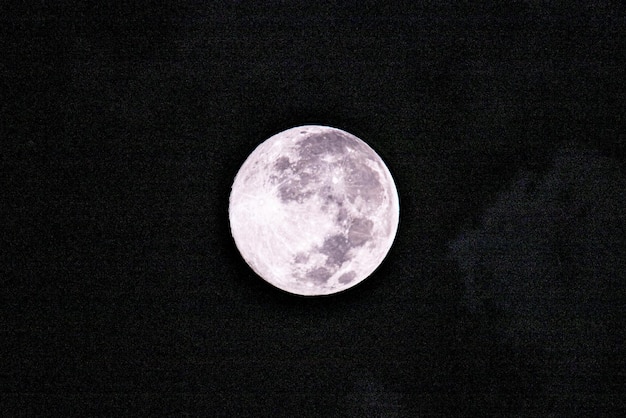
left=449, top=147, right=625, bottom=412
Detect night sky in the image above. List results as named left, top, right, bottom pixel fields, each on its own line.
left=3, top=1, right=625, bottom=415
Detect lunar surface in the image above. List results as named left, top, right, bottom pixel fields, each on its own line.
left=229, top=125, right=399, bottom=296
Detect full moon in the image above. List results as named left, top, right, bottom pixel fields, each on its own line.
left=229, top=125, right=399, bottom=296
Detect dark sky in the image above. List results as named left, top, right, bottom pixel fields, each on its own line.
left=3, top=1, right=625, bottom=415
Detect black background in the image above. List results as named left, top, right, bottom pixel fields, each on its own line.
left=2, top=1, right=625, bottom=416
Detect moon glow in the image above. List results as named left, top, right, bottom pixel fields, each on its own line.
left=229, top=125, right=399, bottom=296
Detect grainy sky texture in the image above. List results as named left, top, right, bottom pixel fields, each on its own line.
left=2, top=1, right=625, bottom=416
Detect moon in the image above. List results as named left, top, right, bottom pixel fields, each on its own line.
left=229, top=125, right=399, bottom=296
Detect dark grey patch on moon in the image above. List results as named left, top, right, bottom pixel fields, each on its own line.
left=297, top=132, right=349, bottom=158
left=319, top=234, right=352, bottom=267
left=338, top=271, right=356, bottom=284
left=273, top=130, right=378, bottom=206
left=336, top=208, right=348, bottom=223
left=276, top=179, right=314, bottom=203
left=273, top=159, right=319, bottom=204
left=344, top=158, right=383, bottom=203
left=349, top=165, right=380, bottom=188
left=345, top=133, right=376, bottom=155
left=306, top=267, right=331, bottom=284
left=296, top=171, right=313, bottom=187
left=274, top=156, right=291, bottom=171
left=319, top=186, right=344, bottom=211
left=348, top=217, right=373, bottom=246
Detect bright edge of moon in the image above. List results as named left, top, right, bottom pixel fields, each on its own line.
left=229, top=125, right=400, bottom=296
